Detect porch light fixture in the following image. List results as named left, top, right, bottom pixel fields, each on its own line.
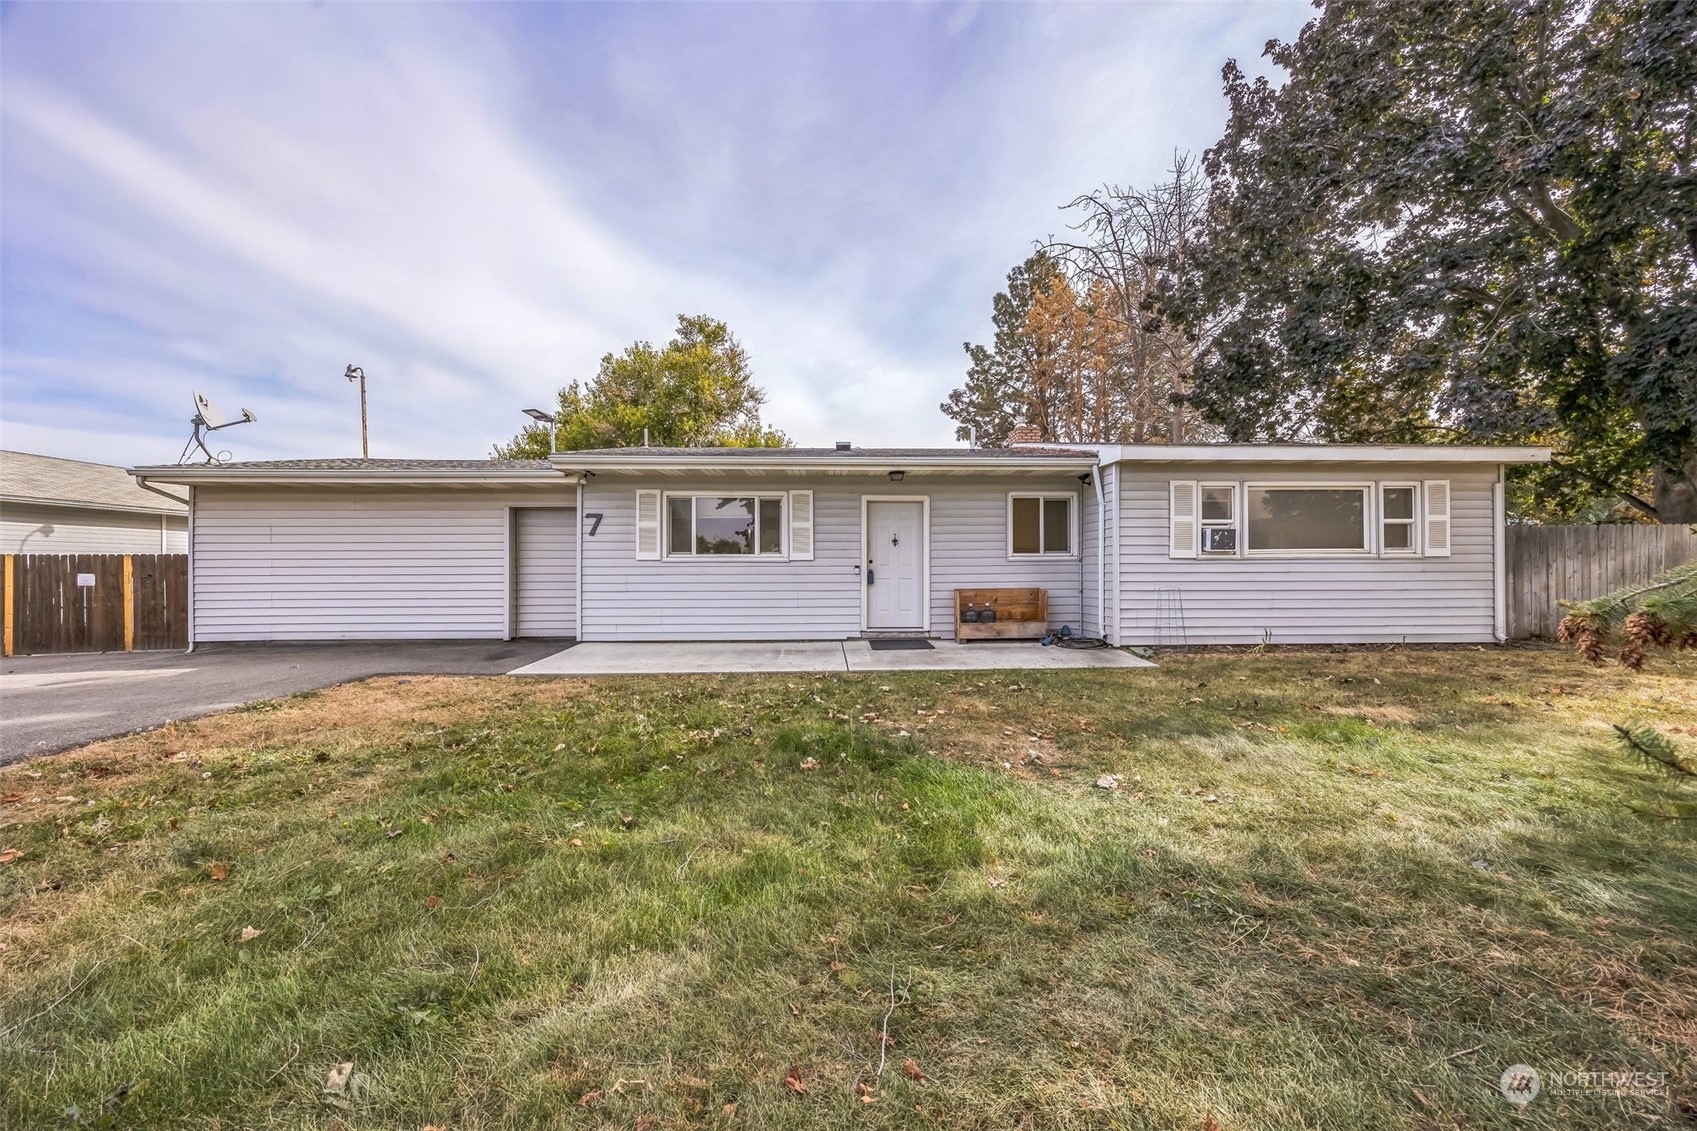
left=522, top=408, right=559, bottom=454
left=888, top=470, right=905, bottom=482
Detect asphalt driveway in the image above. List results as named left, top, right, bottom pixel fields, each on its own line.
left=0, top=641, right=567, bottom=764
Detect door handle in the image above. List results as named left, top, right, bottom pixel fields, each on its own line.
left=867, top=568, right=875, bottom=585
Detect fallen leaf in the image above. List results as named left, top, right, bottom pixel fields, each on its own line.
left=209, top=862, right=230, bottom=882
left=1, top=793, right=23, bottom=804
left=385, top=829, right=404, bottom=840
left=902, top=1058, right=926, bottom=1083
left=323, top=1061, right=354, bottom=1095
left=784, top=1064, right=807, bottom=1094
left=239, top=926, right=263, bottom=943
left=577, top=1089, right=602, bottom=1107
left=986, top=875, right=1007, bottom=888
left=722, top=1102, right=737, bottom=1117
left=619, top=814, right=634, bottom=827
left=798, top=757, right=820, bottom=771
left=0, top=849, right=23, bottom=866
left=568, top=838, right=583, bottom=847
left=1202, top=1117, right=1222, bottom=1131
left=425, top=895, right=441, bottom=911
left=635, top=1116, right=658, bottom=1131
left=789, top=1002, right=800, bottom=1016
left=857, top=1081, right=878, bottom=1104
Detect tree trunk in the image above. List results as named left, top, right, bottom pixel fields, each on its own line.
left=1653, top=447, right=1697, bottom=524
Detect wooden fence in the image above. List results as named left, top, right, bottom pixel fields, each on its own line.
left=2, top=553, right=188, bottom=656
left=1507, top=525, right=1697, bottom=639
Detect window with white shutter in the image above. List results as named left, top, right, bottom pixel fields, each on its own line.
left=635, top=489, right=661, bottom=560
left=1422, top=480, right=1451, bottom=556
left=788, top=490, right=813, bottom=560
left=1169, top=481, right=1199, bottom=559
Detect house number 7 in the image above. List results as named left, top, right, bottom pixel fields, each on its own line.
left=585, top=512, right=604, bottom=536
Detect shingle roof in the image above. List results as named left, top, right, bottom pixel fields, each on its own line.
left=573, top=446, right=1087, bottom=459
left=2, top=450, right=189, bottom=515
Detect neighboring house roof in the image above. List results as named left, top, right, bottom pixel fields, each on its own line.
left=131, top=458, right=567, bottom=487
left=2, top=450, right=189, bottom=516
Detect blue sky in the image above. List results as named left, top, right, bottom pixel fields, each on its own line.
left=1, top=1, right=1308, bottom=464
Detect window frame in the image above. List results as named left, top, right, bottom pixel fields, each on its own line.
left=1241, top=481, right=1374, bottom=558
left=662, top=491, right=789, bottom=560
left=1377, top=482, right=1420, bottom=557
left=1198, top=482, right=1240, bottom=556
left=1006, top=491, right=1078, bottom=559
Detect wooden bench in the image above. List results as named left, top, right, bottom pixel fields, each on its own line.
left=954, top=587, right=1048, bottom=641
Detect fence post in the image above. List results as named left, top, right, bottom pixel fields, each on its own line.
left=3, top=555, right=12, bottom=658
left=123, top=554, right=135, bottom=652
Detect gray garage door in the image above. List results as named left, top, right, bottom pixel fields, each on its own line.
left=515, top=507, right=576, bottom=638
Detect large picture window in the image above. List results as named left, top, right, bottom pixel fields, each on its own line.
left=1009, top=494, right=1074, bottom=556
left=666, top=494, right=785, bottom=556
left=1245, top=486, right=1368, bottom=553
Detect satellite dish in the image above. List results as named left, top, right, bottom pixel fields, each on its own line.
left=179, top=389, right=257, bottom=464
left=193, top=390, right=226, bottom=429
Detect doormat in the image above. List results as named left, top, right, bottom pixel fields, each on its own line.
left=867, top=638, right=934, bottom=651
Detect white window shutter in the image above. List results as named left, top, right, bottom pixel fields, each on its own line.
left=788, top=490, right=814, bottom=560
left=635, top=490, right=661, bottom=560
left=1169, top=481, right=1199, bottom=559
left=1423, top=480, right=1450, bottom=556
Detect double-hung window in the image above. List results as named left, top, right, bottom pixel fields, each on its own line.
left=1009, top=494, right=1074, bottom=556
left=666, top=494, right=785, bottom=557
left=1199, top=485, right=1237, bottom=554
left=1379, top=484, right=1418, bottom=554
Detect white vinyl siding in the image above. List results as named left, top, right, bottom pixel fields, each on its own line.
left=2, top=502, right=187, bottom=555
left=580, top=475, right=1086, bottom=641
left=515, top=507, right=577, bottom=637
left=190, top=488, right=572, bottom=641
left=1120, top=464, right=1497, bottom=644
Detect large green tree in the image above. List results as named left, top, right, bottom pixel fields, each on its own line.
left=1183, top=0, right=1697, bottom=521
left=495, top=315, right=788, bottom=456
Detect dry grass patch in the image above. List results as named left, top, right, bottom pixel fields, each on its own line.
left=2, top=646, right=1694, bottom=1129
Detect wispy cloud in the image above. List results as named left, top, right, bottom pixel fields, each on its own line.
left=0, top=2, right=1308, bottom=464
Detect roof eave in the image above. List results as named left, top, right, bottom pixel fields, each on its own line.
left=550, top=454, right=1100, bottom=473
left=1095, top=444, right=1552, bottom=465
left=130, top=468, right=581, bottom=487
left=0, top=492, right=187, bottom=517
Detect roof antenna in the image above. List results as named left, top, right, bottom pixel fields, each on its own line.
left=178, top=390, right=257, bottom=464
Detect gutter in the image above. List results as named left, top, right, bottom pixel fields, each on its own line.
left=1091, top=468, right=1106, bottom=639
left=131, top=469, right=580, bottom=487
left=3, top=490, right=187, bottom=516
left=1092, top=444, right=1553, bottom=465
left=553, top=455, right=1098, bottom=474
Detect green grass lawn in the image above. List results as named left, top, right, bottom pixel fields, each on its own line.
left=2, top=646, right=1694, bottom=1129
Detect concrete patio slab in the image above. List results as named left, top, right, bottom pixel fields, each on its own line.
left=844, top=639, right=1154, bottom=671
left=508, top=640, right=1155, bottom=676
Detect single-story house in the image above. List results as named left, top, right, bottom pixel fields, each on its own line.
left=3, top=449, right=189, bottom=555
left=129, top=441, right=1550, bottom=647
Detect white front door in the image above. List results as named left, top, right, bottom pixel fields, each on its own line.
left=866, top=500, right=924, bottom=630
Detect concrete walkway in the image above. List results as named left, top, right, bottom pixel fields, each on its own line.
left=508, top=639, right=1155, bottom=676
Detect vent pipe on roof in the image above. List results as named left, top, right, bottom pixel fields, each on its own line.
left=835, top=441, right=851, bottom=451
